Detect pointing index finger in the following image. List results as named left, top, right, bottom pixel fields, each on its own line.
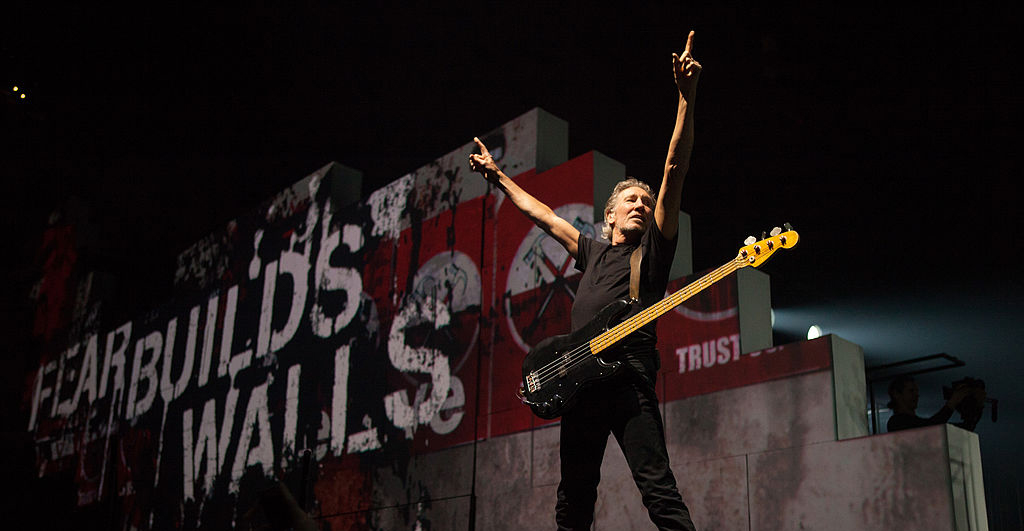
left=684, top=30, right=695, bottom=56
left=473, top=137, right=490, bottom=156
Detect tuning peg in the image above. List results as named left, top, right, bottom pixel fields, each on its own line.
left=784, top=222, right=793, bottom=231
left=761, top=231, right=767, bottom=240
left=770, top=226, right=782, bottom=237
left=743, top=236, right=757, bottom=245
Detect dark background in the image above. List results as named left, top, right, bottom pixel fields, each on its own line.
left=4, top=4, right=1022, bottom=528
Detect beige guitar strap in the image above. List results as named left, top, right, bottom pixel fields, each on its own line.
left=629, top=245, right=642, bottom=301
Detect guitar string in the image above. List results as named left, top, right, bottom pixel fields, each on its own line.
left=531, top=259, right=741, bottom=385
left=531, top=262, right=742, bottom=391
left=530, top=258, right=745, bottom=387
left=527, top=233, right=793, bottom=391
left=590, top=260, right=741, bottom=354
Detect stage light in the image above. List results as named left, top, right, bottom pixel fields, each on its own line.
left=807, top=325, right=822, bottom=340
left=20, top=93, right=26, bottom=99
left=12, top=86, right=18, bottom=92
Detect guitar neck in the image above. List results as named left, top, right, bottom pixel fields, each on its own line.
left=589, top=258, right=743, bottom=355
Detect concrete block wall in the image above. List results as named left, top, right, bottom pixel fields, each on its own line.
left=342, top=335, right=987, bottom=530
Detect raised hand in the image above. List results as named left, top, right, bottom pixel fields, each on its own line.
left=947, top=385, right=973, bottom=408
left=468, top=137, right=500, bottom=181
left=671, top=31, right=701, bottom=99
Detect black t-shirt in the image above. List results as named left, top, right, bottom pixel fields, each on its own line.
left=887, top=406, right=955, bottom=432
left=571, top=223, right=678, bottom=377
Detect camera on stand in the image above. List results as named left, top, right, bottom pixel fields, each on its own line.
left=942, top=377, right=997, bottom=428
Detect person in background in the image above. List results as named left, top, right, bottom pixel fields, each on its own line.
left=887, top=375, right=984, bottom=432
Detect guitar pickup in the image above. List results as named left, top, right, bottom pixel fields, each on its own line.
left=559, top=353, right=571, bottom=377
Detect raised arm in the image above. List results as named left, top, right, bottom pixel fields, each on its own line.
left=654, top=30, right=702, bottom=240
left=469, top=137, right=581, bottom=257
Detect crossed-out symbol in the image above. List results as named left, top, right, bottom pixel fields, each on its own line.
left=519, top=233, right=577, bottom=339
left=504, top=212, right=594, bottom=352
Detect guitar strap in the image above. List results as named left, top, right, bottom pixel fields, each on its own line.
left=629, top=245, right=642, bottom=301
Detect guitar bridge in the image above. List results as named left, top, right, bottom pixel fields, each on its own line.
left=525, top=371, right=540, bottom=393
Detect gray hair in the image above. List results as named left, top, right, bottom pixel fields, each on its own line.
left=601, top=178, right=656, bottom=240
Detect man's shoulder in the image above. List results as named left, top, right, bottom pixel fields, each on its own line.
left=646, top=220, right=678, bottom=247
left=887, top=412, right=932, bottom=432
left=579, top=234, right=610, bottom=254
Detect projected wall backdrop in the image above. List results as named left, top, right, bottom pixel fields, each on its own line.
left=26, top=109, right=810, bottom=529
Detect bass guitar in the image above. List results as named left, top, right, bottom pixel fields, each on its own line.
left=518, top=225, right=799, bottom=419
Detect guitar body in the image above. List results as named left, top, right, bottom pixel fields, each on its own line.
left=520, top=299, right=635, bottom=419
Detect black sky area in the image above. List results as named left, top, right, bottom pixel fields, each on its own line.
left=4, top=1, right=1023, bottom=517
left=6, top=5, right=1019, bottom=303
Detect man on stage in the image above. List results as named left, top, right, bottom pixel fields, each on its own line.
left=469, top=31, right=702, bottom=531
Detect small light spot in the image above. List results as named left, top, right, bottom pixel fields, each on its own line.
left=807, top=325, right=822, bottom=340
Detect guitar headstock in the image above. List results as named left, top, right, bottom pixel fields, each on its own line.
left=736, top=223, right=799, bottom=268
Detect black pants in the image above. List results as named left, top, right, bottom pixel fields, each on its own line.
left=555, top=373, right=696, bottom=531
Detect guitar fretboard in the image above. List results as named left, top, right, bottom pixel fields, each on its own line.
left=588, top=258, right=744, bottom=355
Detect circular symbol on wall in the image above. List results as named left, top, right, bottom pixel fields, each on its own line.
left=407, top=250, right=482, bottom=375
left=504, top=203, right=596, bottom=352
